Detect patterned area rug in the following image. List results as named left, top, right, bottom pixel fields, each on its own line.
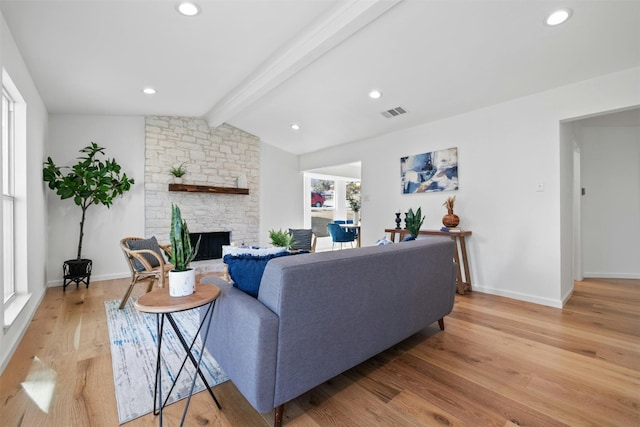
left=105, top=298, right=228, bottom=424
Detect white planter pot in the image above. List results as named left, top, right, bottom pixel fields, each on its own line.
left=168, top=268, right=196, bottom=297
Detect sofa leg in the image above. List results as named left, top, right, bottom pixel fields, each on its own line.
left=438, top=318, right=445, bottom=330
left=274, top=404, right=284, bottom=427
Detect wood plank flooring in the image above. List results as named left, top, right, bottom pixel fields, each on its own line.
left=1, top=277, right=638, bottom=426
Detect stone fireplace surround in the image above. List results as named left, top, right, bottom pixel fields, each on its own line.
left=144, top=117, right=260, bottom=273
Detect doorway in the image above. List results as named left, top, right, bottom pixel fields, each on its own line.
left=303, top=162, right=361, bottom=252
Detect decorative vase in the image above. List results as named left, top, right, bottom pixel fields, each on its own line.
left=168, top=268, right=196, bottom=297
left=353, top=211, right=360, bottom=225
left=442, top=209, right=460, bottom=227
left=237, top=174, right=247, bottom=188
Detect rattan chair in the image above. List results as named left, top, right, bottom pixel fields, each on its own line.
left=119, top=237, right=172, bottom=309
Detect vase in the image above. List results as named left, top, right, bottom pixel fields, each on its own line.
left=237, top=174, right=247, bottom=188
left=442, top=209, right=460, bottom=227
left=168, top=268, right=196, bottom=297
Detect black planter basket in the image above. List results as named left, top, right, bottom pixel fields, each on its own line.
left=63, top=258, right=92, bottom=291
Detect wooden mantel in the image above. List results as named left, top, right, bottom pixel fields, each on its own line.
left=168, top=183, right=249, bottom=195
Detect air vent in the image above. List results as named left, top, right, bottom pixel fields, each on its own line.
left=381, top=106, right=408, bottom=118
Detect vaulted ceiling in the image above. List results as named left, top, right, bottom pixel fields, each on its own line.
left=2, top=0, right=639, bottom=155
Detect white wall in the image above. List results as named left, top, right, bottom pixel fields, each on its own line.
left=259, top=142, right=303, bottom=247
left=579, top=125, right=640, bottom=278
left=300, top=67, right=640, bottom=307
left=1, top=13, right=49, bottom=373
left=47, top=115, right=145, bottom=284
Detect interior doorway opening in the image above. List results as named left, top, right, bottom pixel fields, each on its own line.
left=303, top=162, right=361, bottom=252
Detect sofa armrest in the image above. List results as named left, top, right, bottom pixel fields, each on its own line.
left=199, top=278, right=279, bottom=413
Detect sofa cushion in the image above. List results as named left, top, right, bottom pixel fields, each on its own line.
left=127, top=236, right=163, bottom=271
left=224, top=252, right=291, bottom=297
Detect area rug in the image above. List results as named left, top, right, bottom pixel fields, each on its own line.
left=105, top=298, right=228, bottom=424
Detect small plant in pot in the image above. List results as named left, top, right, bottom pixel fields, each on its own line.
left=163, top=204, right=201, bottom=297
left=405, top=207, right=425, bottom=239
left=269, top=229, right=295, bottom=250
left=43, top=142, right=134, bottom=290
left=169, top=163, right=187, bottom=183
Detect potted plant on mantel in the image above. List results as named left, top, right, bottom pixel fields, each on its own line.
left=163, top=204, right=201, bottom=297
left=405, top=207, right=425, bottom=239
left=169, top=163, right=187, bottom=184
left=43, top=142, right=134, bottom=291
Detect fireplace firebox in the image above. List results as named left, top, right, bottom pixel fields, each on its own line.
left=189, top=231, right=231, bottom=261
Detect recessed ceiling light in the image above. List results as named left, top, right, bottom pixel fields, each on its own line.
left=142, top=87, right=156, bottom=95
left=177, top=2, right=200, bottom=16
left=369, top=90, right=382, bottom=99
left=546, top=8, right=572, bottom=26
left=290, top=123, right=300, bottom=131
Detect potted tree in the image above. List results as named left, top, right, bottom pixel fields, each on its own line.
left=405, top=207, right=425, bottom=239
left=43, top=142, right=134, bottom=290
left=164, top=204, right=201, bottom=296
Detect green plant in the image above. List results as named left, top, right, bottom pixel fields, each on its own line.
left=164, top=204, right=200, bottom=272
left=169, top=163, right=187, bottom=177
left=348, top=197, right=361, bottom=212
left=43, top=142, right=134, bottom=259
left=269, top=229, right=295, bottom=249
left=406, top=207, right=425, bottom=237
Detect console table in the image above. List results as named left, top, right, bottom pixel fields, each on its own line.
left=384, top=228, right=473, bottom=295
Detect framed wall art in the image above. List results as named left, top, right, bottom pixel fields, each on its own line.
left=400, top=147, right=458, bottom=194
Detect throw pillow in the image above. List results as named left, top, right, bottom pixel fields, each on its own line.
left=401, top=235, right=416, bottom=242
left=375, top=237, right=393, bottom=246
left=222, top=245, right=287, bottom=257
left=127, top=236, right=164, bottom=271
left=224, top=252, right=291, bottom=298
left=288, top=228, right=313, bottom=251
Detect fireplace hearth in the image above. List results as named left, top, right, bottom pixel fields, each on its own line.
left=190, top=231, right=231, bottom=261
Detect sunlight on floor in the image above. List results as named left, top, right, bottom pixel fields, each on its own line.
left=21, top=356, right=57, bottom=414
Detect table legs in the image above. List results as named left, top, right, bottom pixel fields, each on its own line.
left=152, top=301, right=220, bottom=426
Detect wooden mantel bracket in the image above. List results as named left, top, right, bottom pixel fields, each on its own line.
left=168, top=183, right=249, bottom=195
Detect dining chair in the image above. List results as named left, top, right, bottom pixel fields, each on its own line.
left=327, top=223, right=356, bottom=250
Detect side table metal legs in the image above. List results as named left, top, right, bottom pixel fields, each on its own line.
left=152, top=300, right=220, bottom=426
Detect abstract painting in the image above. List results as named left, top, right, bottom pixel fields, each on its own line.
left=401, top=147, right=458, bottom=194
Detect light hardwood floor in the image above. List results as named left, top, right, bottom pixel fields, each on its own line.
left=1, top=277, right=638, bottom=426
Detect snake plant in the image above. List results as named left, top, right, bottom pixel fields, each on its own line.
left=164, top=203, right=200, bottom=271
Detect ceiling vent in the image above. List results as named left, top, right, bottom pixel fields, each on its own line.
left=381, top=106, right=408, bottom=118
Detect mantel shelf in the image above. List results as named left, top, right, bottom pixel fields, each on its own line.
left=168, top=183, right=249, bottom=195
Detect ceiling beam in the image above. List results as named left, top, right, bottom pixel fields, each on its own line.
left=204, top=0, right=403, bottom=128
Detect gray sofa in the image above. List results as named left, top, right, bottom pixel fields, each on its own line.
left=199, top=237, right=457, bottom=426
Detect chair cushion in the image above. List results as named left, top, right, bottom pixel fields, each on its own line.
left=224, top=252, right=291, bottom=298
left=127, top=236, right=163, bottom=271
left=288, top=229, right=313, bottom=251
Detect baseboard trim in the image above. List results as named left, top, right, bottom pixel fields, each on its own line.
left=47, top=272, right=130, bottom=287
left=583, top=272, right=640, bottom=279
left=471, top=285, right=564, bottom=308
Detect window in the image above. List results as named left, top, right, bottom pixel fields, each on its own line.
left=2, top=87, right=15, bottom=304
left=2, top=68, right=28, bottom=327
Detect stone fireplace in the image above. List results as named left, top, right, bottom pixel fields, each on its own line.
left=144, top=117, right=260, bottom=270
